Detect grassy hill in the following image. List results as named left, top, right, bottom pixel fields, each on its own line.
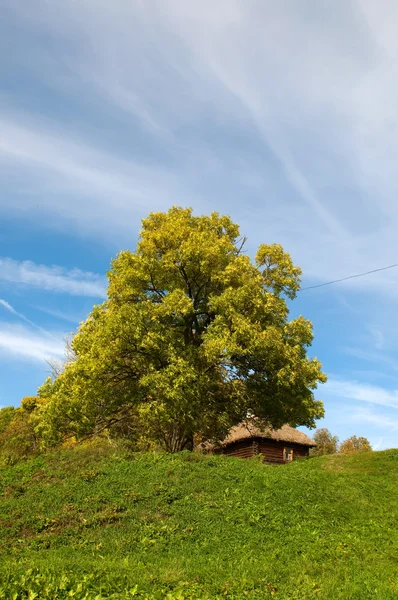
left=1, top=445, right=398, bottom=599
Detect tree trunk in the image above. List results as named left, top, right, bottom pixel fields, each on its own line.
left=163, top=423, right=194, bottom=453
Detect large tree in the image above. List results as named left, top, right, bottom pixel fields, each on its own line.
left=39, top=207, right=326, bottom=452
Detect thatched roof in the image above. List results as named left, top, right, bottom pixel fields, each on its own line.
left=206, top=420, right=315, bottom=449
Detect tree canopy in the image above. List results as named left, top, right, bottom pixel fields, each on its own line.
left=35, top=207, right=326, bottom=452
left=310, top=428, right=339, bottom=456
left=339, top=436, right=372, bottom=454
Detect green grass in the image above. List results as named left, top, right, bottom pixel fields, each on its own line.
left=1, top=445, right=398, bottom=599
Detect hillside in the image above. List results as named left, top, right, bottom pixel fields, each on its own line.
left=1, top=446, right=398, bottom=599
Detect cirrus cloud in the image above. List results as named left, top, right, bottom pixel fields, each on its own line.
left=0, top=322, right=65, bottom=363
left=0, top=257, right=107, bottom=298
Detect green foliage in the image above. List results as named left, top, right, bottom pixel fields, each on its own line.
left=339, top=435, right=372, bottom=454
left=310, top=428, right=339, bottom=456
left=0, top=400, right=41, bottom=464
left=37, top=377, right=55, bottom=399
left=0, top=406, right=15, bottom=434
left=37, top=207, right=325, bottom=451
left=0, top=447, right=398, bottom=599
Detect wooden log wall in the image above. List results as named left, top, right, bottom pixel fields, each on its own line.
left=258, top=440, right=284, bottom=463
left=221, top=439, right=256, bottom=459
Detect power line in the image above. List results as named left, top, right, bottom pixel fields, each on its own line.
left=300, top=262, right=398, bottom=291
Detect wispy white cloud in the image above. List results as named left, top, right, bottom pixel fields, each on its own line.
left=0, top=322, right=65, bottom=363
left=333, top=405, right=398, bottom=450
left=326, top=378, right=398, bottom=410
left=0, top=297, right=59, bottom=341
left=343, top=347, right=398, bottom=371
left=353, top=407, right=398, bottom=431
left=34, top=305, right=82, bottom=326
left=0, top=258, right=107, bottom=298
left=369, top=327, right=384, bottom=351
left=0, top=299, right=17, bottom=315
left=302, top=400, right=398, bottom=450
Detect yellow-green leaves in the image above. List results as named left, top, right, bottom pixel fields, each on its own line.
left=339, top=436, right=372, bottom=454
left=256, top=243, right=302, bottom=299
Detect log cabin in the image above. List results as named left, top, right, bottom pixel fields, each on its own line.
left=203, top=420, right=315, bottom=464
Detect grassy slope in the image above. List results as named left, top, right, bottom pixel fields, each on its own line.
left=0, top=446, right=398, bottom=600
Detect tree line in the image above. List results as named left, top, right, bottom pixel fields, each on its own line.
left=310, top=428, right=372, bottom=455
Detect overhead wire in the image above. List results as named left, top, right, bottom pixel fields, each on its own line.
left=300, top=262, right=398, bottom=291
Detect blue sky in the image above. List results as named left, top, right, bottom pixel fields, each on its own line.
left=1, top=0, right=398, bottom=449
